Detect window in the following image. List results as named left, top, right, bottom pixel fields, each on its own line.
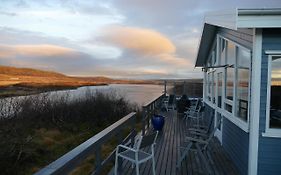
left=225, top=41, right=235, bottom=101
left=220, top=38, right=226, bottom=65
left=226, top=68, right=234, bottom=101
left=207, top=72, right=212, bottom=101
left=204, top=35, right=252, bottom=131
left=225, top=41, right=235, bottom=113
left=269, top=56, right=281, bottom=129
left=217, top=73, right=223, bottom=108
left=212, top=71, right=216, bottom=104
left=236, top=48, right=251, bottom=121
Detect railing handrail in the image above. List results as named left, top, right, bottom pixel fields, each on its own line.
left=35, top=112, right=136, bottom=175
left=142, top=93, right=165, bottom=108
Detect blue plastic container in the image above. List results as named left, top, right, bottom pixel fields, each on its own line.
left=151, top=114, right=165, bottom=131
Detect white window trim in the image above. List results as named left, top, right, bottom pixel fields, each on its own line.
left=204, top=99, right=249, bottom=132
left=212, top=34, right=251, bottom=131
left=262, top=51, right=281, bottom=138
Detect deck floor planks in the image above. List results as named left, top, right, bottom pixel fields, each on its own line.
left=110, top=110, right=239, bottom=175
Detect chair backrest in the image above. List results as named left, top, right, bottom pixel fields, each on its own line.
left=192, top=98, right=200, bottom=110
left=168, top=95, right=175, bottom=105
left=137, top=131, right=158, bottom=149
left=205, top=112, right=214, bottom=134
left=203, top=117, right=222, bottom=150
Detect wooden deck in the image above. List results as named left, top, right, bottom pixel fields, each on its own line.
left=110, top=110, right=239, bottom=175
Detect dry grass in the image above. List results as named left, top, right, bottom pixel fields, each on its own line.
left=0, top=90, right=137, bottom=175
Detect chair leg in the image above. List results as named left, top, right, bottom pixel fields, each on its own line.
left=152, top=157, right=156, bottom=175
left=114, top=154, right=118, bottom=175
left=195, top=143, right=212, bottom=175
left=136, top=163, right=140, bottom=175
left=177, top=142, right=193, bottom=168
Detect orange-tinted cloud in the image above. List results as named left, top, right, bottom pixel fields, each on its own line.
left=98, top=25, right=193, bottom=68
left=0, top=44, right=75, bottom=58
left=100, top=25, right=175, bottom=55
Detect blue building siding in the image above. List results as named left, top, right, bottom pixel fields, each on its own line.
left=257, top=28, right=281, bottom=175
left=222, top=118, right=249, bottom=175
left=204, top=103, right=249, bottom=175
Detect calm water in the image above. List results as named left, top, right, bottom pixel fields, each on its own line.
left=48, top=84, right=167, bottom=106
left=0, top=84, right=167, bottom=117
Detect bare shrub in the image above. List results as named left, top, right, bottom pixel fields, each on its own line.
left=0, top=89, right=136, bottom=175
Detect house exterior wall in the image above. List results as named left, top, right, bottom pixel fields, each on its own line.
left=257, top=28, right=281, bottom=175
left=222, top=117, right=249, bottom=175
left=203, top=27, right=253, bottom=175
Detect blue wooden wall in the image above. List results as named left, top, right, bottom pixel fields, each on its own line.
left=257, top=28, right=281, bottom=175
left=204, top=103, right=249, bottom=175
left=222, top=118, right=249, bottom=175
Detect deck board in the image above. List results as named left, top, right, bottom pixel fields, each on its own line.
left=110, top=110, right=239, bottom=175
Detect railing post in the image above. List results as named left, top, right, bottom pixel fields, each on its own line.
left=95, top=145, right=101, bottom=174
left=116, top=131, right=122, bottom=174
left=142, top=106, right=146, bottom=136
left=147, top=105, right=151, bottom=129
left=130, top=113, right=136, bottom=147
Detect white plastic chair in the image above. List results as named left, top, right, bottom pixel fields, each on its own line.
left=114, top=131, right=158, bottom=175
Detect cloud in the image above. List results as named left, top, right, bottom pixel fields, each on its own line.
left=0, top=44, right=76, bottom=58
left=96, top=25, right=192, bottom=68
left=99, top=25, right=175, bottom=55
left=0, top=11, right=17, bottom=16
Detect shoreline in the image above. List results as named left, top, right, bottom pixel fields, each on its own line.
left=0, top=82, right=162, bottom=98
left=0, top=83, right=109, bottom=98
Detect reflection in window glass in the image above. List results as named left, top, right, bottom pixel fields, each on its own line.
left=213, top=48, right=217, bottom=65
left=270, top=57, right=281, bottom=128
left=218, top=73, right=223, bottom=108
left=238, top=48, right=251, bottom=68
left=236, top=48, right=251, bottom=121
left=227, top=41, right=236, bottom=65
left=220, top=39, right=226, bottom=65
left=225, top=41, right=235, bottom=102
left=237, top=69, right=249, bottom=120
left=226, top=68, right=234, bottom=100
left=208, top=72, right=212, bottom=101
left=212, top=72, right=215, bottom=104
left=225, top=103, right=232, bottom=113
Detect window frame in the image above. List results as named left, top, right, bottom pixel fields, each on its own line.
left=208, top=34, right=252, bottom=132
left=263, top=51, right=281, bottom=138
left=235, top=47, right=252, bottom=122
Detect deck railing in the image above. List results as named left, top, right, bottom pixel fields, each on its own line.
left=35, top=93, right=165, bottom=175
left=35, top=112, right=137, bottom=175
left=141, top=93, right=166, bottom=135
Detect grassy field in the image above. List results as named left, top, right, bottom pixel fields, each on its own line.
left=0, top=90, right=140, bottom=175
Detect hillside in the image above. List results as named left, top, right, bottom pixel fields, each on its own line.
left=0, top=65, right=66, bottom=78
left=0, top=65, right=158, bottom=97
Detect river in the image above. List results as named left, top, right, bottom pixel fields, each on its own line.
left=50, top=84, right=166, bottom=106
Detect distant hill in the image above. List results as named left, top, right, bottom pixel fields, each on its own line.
left=0, top=65, right=66, bottom=78
left=0, top=65, right=159, bottom=97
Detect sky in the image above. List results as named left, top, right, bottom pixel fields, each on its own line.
left=0, top=0, right=281, bottom=79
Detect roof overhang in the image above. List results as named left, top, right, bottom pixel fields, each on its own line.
left=195, top=24, right=217, bottom=67
left=195, top=8, right=281, bottom=67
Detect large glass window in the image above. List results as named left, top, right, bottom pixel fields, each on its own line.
left=236, top=48, right=251, bottom=121
left=226, top=68, right=234, bottom=101
left=204, top=36, right=252, bottom=128
left=225, top=41, right=235, bottom=101
left=212, top=71, right=216, bottom=104
left=220, top=39, right=226, bottom=65
left=217, top=72, right=223, bottom=108
left=269, top=56, right=281, bottom=129
left=208, top=72, right=212, bottom=101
